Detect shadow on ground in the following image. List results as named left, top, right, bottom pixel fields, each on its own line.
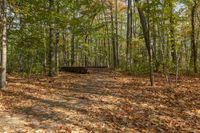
left=0, top=71, right=199, bottom=132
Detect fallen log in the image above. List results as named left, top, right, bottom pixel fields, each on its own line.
left=60, top=67, right=88, bottom=74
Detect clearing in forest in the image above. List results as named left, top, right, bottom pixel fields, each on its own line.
left=0, top=71, right=200, bottom=132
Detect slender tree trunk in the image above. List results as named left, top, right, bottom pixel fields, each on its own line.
left=43, top=26, right=47, bottom=74
left=152, top=23, right=159, bottom=72
left=99, top=39, right=102, bottom=66
left=135, top=0, right=154, bottom=86
left=63, top=32, right=67, bottom=66
left=191, top=0, right=197, bottom=73
left=108, top=38, right=111, bottom=68
left=160, top=14, right=165, bottom=73
left=84, top=36, right=88, bottom=67
left=55, top=31, right=59, bottom=74
left=103, top=36, right=106, bottom=66
left=100, top=0, right=110, bottom=67
left=126, top=0, right=132, bottom=70
left=95, top=40, right=97, bottom=67
left=169, top=2, right=177, bottom=64
left=175, top=55, right=179, bottom=87
left=55, top=3, right=60, bottom=74
left=185, top=42, right=190, bottom=74
left=71, top=33, right=75, bottom=66
left=110, top=6, right=117, bottom=68
left=48, top=0, right=55, bottom=76
left=115, top=0, right=119, bottom=67
left=0, top=0, right=7, bottom=90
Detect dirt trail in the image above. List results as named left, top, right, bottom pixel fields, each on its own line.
left=0, top=71, right=200, bottom=132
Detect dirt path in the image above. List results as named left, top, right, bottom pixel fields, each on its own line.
left=0, top=71, right=200, bottom=132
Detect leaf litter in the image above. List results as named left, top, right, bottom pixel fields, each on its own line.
left=0, top=71, right=199, bottom=132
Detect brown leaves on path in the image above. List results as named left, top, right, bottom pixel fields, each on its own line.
left=0, top=71, right=199, bottom=132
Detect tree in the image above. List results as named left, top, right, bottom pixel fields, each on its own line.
left=115, top=0, right=119, bottom=67
left=0, top=0, right=7, bottom=90
left=0, top=0, right=199, bottom=82
left=126, top=0, right=132, bottom=69
left=191, top=0, right=198, bottom=73
left=135, top=0, right=154, bottom=86
left=70, top=33, right=75, bottom=66
left=48, top=0, right=55, bottom=76
left=110, top=5, right=117, bottom=68
left=168, top=0, right=177, bottom=64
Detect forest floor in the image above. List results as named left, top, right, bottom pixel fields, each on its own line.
left=0, top=70, right=200, bottom=133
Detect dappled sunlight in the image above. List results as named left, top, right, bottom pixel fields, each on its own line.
left=0, top=72, right=199, bottom=132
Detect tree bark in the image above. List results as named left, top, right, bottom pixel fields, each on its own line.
left=169, top=1, right=177, bottom=64
left=115, top=0, right=119, bottom=67
left=126, top=0, right=132, bottom=69
left=191, top=0, right=197, bottom=73
left=71, top=33, right=75, bottom=66
left=43, top=26, right=47, bottom=74
left=135, top=0, right=154, bottom=86
left=63, top=32, right=67, bottom=66
left=0, top=0, right=7, bottom=90
left=55, top=31, right=59, bottom=74
left=110, top=6, right=117, bottom=68
left=48, top=0, right=55, bottom=76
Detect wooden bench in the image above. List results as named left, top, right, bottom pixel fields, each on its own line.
left=86, top=66, right=107, bottom=69
left=86, top=66, right=108, bottom=72
left=60, top=67, right=88, bottom=74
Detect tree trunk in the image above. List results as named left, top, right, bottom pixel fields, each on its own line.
left=115, top=0, right=119, bottom=67
left=63, top=32, right=67, bottom=66
left=55, top=31, right=59, bottom=74
left=110, top=6, right=117, bottom=68
left=126, top=0, right=132, bottom=70
left=71, top=33, right=75, bottom=66
left=48, top=0, right=55, bottom=76
left=191, top=0, right=197, bottom=73
left=0, top=0, right=7, bottom=90
left=169, top=2, right=177, bottom=64
left=43, top=26, right=47, bottom=74
left=135, top=0, right=154, bottom=86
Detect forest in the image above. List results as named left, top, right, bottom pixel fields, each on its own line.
left=0, top=0, right=200, bottom=132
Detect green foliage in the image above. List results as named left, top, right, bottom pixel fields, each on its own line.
left=3, top=0, right=200, bottom=75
